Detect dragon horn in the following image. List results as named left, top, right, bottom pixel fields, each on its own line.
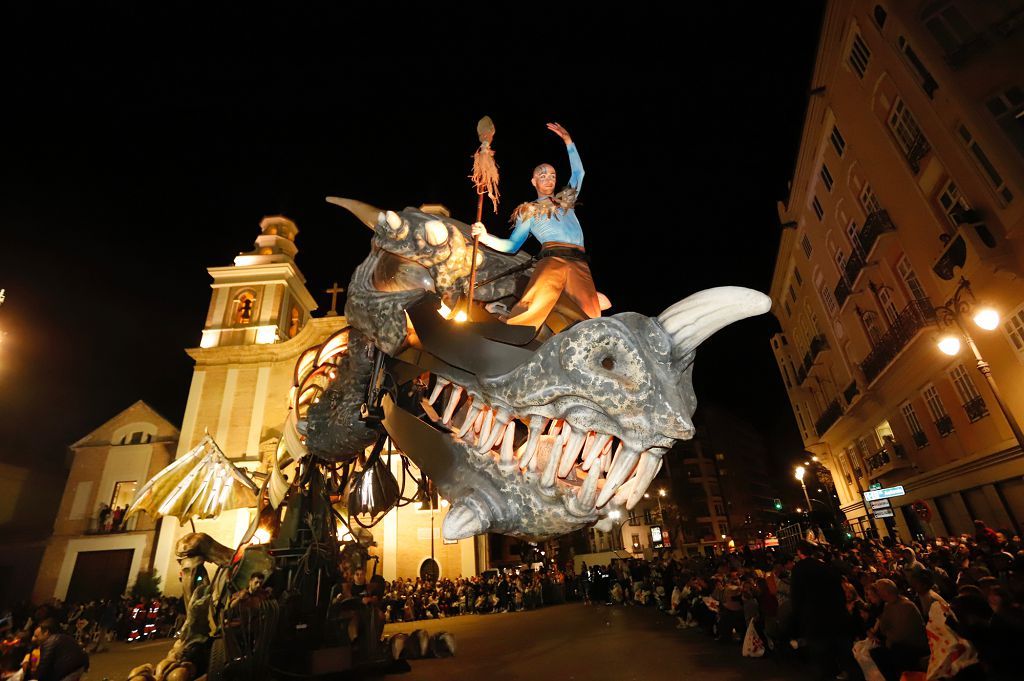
left=326, top=197, right=383, bottom=230
left=658, top=287, right=772, bottom=360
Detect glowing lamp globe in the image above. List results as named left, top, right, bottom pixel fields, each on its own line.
left=795, top=465, right=805, bottom=481
left=973, top=308, right=1000, bottom=331
left=937, top=335, right=962, bottom=356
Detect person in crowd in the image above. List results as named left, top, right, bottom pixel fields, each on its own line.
left=790, top=541, right=851, bottom=680
left=30, top=619, right=88, bottom=681
left=865, top=579, right=928, bottom=681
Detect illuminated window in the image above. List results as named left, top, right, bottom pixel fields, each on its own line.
left=897, top=257, right=927, bottom=303
left=1002, top=303, right=1024, bottom=359
left=110, top=481, right=138, bottom=509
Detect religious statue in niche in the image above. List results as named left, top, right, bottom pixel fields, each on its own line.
left=234, top=291, right=256, bottom=325
left=288, top=306, right=300, bottom=338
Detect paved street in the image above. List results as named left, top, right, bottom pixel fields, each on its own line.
left=88, top=604, right=800, bottom=681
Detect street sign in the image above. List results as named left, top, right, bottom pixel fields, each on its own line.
left=873, top=508, right=895, bottom=518
left=864, top=485, right=905, bottom=502
left=868, top=499, right=892, bottom=511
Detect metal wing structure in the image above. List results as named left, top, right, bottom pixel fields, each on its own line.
left=127, top=433, right=259, bottom=525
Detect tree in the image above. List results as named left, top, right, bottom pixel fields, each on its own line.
left=131, top=570, right=163, bottom=599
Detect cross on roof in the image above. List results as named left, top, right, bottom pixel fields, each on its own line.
left=325, top=282, right=345, bottom=316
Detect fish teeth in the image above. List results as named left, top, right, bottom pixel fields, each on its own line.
left=576, top=468, right=601, bottom=510
left=458, top=402, right=481, bottom=438
left=499, top=421, right=516, bottom=468
left=519, top=417, right=546, bottom=471
left=625, top=450, right=665, bottom=510
left=477, top=409, right=510, bottom=453
left=428, top=377, right=450, bottom=406
left=541, top=432, right=565, bottom=489
left=441, top=385, right=464, bottom=424
left=479, top=408, right=494, bottom=445
left=581, top=434, right=612, bottom=471
left=557, top=428, right=586, bottom=478
left=596, top=444, right=640, bottom=508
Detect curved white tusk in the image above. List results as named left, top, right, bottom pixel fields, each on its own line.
left=658, top=287, right=771, bottom=359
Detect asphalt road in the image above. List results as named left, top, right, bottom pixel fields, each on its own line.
left=87, top=604, right=800, bottom=681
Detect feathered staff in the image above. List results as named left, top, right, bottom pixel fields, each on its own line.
left=467, top=116, right=499, bottom=315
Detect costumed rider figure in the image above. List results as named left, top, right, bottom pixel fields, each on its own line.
left=472, top=122, right=601, bottom=328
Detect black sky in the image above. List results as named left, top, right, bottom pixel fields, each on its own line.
left=0, top=3, right=824, bottom=482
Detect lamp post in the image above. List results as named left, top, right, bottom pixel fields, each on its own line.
left=935, top=277, right=1024, bottom=453
left=795, top=466, right=812, bottom=514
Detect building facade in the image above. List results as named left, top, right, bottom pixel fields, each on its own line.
left=669, top=406, right=778, bottom=553
left=32, top=401, right=178, bottom=603
left=769, top=0, right=1024, bottom=539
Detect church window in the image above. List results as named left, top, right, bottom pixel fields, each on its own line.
left=110, top=480, right=138, bottom=509
left=234, top=291, right=257, bottom=325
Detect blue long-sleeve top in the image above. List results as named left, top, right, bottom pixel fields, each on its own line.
left=482, top=143, right=585, bottom=252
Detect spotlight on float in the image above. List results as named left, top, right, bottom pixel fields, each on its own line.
left=973, top=307, right=1000, bottom=331
left=937, top=335, right=962, bottom=356
left=348, top=457, right=400, bottom=517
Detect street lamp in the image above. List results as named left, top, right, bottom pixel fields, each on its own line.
left=795, top=465, right=812, bottom=512
left=935, top=277, right=1024, bottom=452
left=656, top=488, right=666, bottom=523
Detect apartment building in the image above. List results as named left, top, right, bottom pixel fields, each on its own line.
left=769, top=0, right=1024, bottom=539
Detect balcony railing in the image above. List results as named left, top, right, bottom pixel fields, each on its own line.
left=935, top=415, right=955, bottom=437
left=843, top=380, right=859, bottom=405
left=835, top=278, right=852, bottom=308
left=905, top=133, right=931, bottom=174
left=860, top=210, right=896, bottom=255
left=810, top=334, right=829, bottom=357
left=860, top=298, right=936, bottom=384
left=814, top=399, right=843, bottom=436
left=844, top=249, right=866, bottom=286
left=865, top=441, right=914, bottom=479
left=963, top=396, right=989, bottom=422
left=911, top=430, right=929, bottom=448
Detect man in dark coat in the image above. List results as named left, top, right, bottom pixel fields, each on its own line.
left=790, top=541, right=851, bottom=680
left=31, top=619, right=88, bottom=681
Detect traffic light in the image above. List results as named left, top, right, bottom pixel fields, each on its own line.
left=773, top=498, right=783, bottom=511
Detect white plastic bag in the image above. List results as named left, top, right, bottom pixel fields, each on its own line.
left=741, top=618, right=765, bottom=658
left=926, top=601, right=978, bottom=680
left=852, top=638, right=884, bottom=681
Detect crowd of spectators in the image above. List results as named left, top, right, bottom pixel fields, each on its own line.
left=0, top=596, right=184, bottom=679
left=378, top=568, right=572, bottom=622
left=586, top=519, right=1023, bottom=681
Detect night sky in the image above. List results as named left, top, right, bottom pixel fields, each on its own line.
left=0, top=4, right=824, bottom=489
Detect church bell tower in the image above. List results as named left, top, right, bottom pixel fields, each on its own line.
left=199, top=216, right=318, bottom=348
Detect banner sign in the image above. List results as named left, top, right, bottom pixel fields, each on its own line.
left=864, top=486, right=905, bottom=502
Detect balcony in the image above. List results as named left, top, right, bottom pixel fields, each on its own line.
left=796, top=336, right=830, bottom=386
left=860, top=298, right=936, bottom=385
left=935, top=415, right=955, bottom=437
left=859, top=210, right=896, bottom=257
left=904, top=133, right=931, bottom=174
left=844, top=249, right=866, bottom=287
left=814, top=399, right=843, bottom=436
left=834, top=278, right=852, bottom=308
left=810, top=334, right=829, bottom=356
left=963, top=396, right=990, bottom=423
left=932, top=217, right=1010, bottom=281
left=864, top=441, right=915, bottom=480
left=911, top=430, right=929, bottom=449
left=843, top=380, right=860, bottom=405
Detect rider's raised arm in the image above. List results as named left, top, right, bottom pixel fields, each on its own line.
left=567, top=142, right=584, bottom=193
left=480, top=216, right=532, bottom=254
